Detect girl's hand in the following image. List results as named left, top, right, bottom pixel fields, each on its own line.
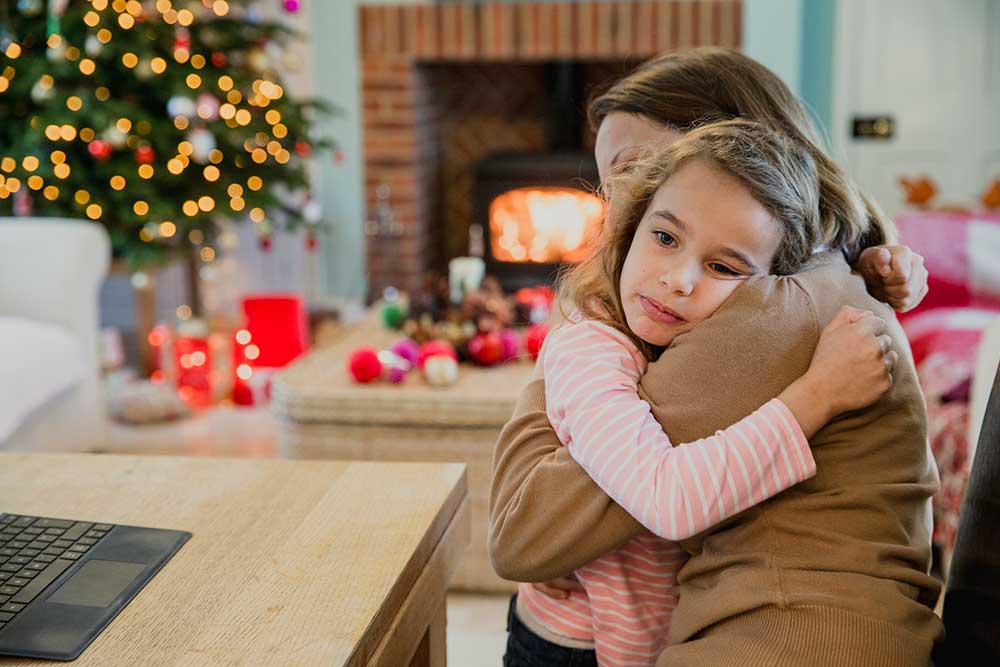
left=779, top=306, right=896, bottom=438
left=855, top=245, right=929, bottom=313
left=530, top=574, right=585, bottom=600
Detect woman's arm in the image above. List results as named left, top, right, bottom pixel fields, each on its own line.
left=489, top=372, right=643, bottom=583
left=548, top=312, right=892, bottom=540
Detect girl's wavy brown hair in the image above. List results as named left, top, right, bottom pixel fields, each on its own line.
left=561, top=119, right=821, bottom=360
left=587, top=47, right=896, bottom=262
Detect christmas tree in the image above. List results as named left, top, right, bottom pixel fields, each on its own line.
left=0, top=0, right=332, bottom=269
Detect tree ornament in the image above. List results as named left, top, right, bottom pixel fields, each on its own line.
left=381, top=302, right=407, bottom=330
left=30, top=78, right=54, bottom=103
left=334, top=149, right=344, bottom=163
left=134, top=145, right=155, bottom=164
left=17, top=0, right=43, bottom=17
left=499, top=329, right=520, bottom=361
left=391, top=339, right=420, bottom=368
left=174, top=26, right=190, bottom=51
left=84, top=34, right=102, bottom=57
left=88, top=139, right=112, bottom=161
left=102, top=126, right=128, bottom=149
left=302, top=198, right=322, bottom=224
left=347, top=347, right=382, bottom=384
left=377, top=350, right=410, bottom=384
left=418, top=340, right=457, bottom=369
left=468, top=331, right=504, bottom=366
left=196, top=92, right=220, bottom=121
left=45, top=38, right=66, bottom=62
left=186, top=127, right=216, bottom=163
left=282, top=0, right=301, bottom=13
left=524, top=324, right=548, bottom=360
left=305, top=234, right=317, bottom=251
left=248, top=48, right=270, bottom=73
left=167, top=96, right=196, bottom=119
left=423, top=355, right=458, bottom=387
left=211, top=51, right=227, bottom=67
left=258, top=235, right=273, bottom=252
left=294, top=141, right=311, bottom=157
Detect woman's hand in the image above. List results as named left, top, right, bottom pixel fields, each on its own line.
left=530, top=574, right=585, bottom=600
left=855, top=245, right=929, bottom=313
left=779, top=306, right=896, bottom=438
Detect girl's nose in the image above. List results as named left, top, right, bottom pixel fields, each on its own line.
left=659, top=263, right=695, bottom=296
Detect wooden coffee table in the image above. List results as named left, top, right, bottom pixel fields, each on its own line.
left=272, top=311, right=535, bottom=592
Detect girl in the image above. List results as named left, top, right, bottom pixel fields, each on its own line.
left=507, top=120, right=897, bottom=667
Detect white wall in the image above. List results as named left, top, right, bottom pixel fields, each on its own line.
left=743, top=0, right=804, bottom=97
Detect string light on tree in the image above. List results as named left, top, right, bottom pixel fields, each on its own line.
left=0, top=0, right=337, bottom=278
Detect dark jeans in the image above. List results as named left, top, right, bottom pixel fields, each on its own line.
left=503, top=594, right=598, bottom=667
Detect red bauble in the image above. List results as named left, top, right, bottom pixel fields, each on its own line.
left=417, top=340, right=458, bottom=369
left=211, top=51, right=227, bottom=67
left=88, top=139, right=112, bottom=161
left=333, top=149, right=344, bottom=163
left=524, top=324, right=548, bottom=360
left=295, top=140, right=311, bottom=157
left=347, top=347, right=382, bottom=383
left=259, top=235, right=273, bottom=251
left=468, top=331, right=504, bottom=366
left=306, top=234, right=318, bottom=251
left=134, top=145, right=155, bottom=164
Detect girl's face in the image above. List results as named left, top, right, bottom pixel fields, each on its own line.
left=595, top=112, right=683, bottom=183
left=619, top=159, right=783, bottom=347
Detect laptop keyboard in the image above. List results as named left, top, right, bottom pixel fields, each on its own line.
left=0, top=514, right=113, bottom=631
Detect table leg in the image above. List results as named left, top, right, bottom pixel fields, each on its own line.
left=409, top=599, right=447, bottom=667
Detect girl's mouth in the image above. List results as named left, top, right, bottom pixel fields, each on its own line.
left=639, top=296, right=685, bottom=324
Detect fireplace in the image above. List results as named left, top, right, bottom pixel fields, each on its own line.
left=359, top=1, right=743, bottom=300
left=474, top=152, right=601, bottom=290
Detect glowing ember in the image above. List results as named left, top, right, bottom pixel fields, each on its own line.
left=489, top=187, right=603, bottom=263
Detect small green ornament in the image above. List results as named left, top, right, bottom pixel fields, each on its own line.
left=381, top=302, right=407, bottom=330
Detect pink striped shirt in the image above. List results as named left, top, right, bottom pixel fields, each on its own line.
left=518, top=318, right=815, bottom=666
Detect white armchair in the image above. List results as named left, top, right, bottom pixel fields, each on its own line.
left=0, top=217, right=110, bottom=452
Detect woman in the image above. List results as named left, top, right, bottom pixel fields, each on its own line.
left=489, top=48, right=940, bottom=666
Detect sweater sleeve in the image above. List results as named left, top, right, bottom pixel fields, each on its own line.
left=544, top=320, right=815, bottom=541
left=488, top=374, right=645, bottom=583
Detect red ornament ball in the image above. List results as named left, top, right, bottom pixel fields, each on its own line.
left=211, top=51, right=227, bottom=67
left=88, top=139, right=112, bottom=161
left=348, top=347, right=382, bottom=383
left=295, top=141, right=311, bottom=157
left=524, top=324, right=548, bottom=360
left=258, top=235, right=273, bottom=252
left=417, top=340, right=458, bottom=369
left=306, top=234, right=318, bottom=251
left=333, top=149, right=344, bottom=163
left=134, top=145, right=155, bottom=164
left=468, top=332, right=504, bottom=366
left=499, top=329, right=520, bottom=361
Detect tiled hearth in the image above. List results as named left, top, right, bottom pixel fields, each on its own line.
left=359, top=1, right=743, bottom=299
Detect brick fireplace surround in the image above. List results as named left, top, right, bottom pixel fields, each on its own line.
left=360, top=1, right=743, bottom=299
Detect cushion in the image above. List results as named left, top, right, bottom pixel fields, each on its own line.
left=0, top=317, right=86, bottom=443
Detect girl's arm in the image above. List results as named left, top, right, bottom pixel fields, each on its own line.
left=544, top=320, right=814, bottom=540
left=548, top=306, right=891, bottom=540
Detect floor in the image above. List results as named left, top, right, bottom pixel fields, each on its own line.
left=102, top=406, right=511, bottom=666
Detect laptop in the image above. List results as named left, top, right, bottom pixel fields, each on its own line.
left=0, top=513, right=191, bottom=661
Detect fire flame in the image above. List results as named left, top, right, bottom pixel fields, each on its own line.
left=489, top=187, right=603, bottom=263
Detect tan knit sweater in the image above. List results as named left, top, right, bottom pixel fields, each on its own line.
left=489, top=254, right=944, bottom=666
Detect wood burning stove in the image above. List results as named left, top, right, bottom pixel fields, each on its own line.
left=471, top=62, right=601, bottom=291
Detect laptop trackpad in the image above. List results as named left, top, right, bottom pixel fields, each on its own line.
left=47, top=560, right=146, bottom=608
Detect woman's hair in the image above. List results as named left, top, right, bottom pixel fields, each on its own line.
left=587, top=47, right=895, bottom=261
left=562, top=119, right=821, bottom=360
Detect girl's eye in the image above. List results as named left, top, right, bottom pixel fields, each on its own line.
left=710, top=263, right=741, bottom=277
left=654, top=231, right=676, bottom=247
